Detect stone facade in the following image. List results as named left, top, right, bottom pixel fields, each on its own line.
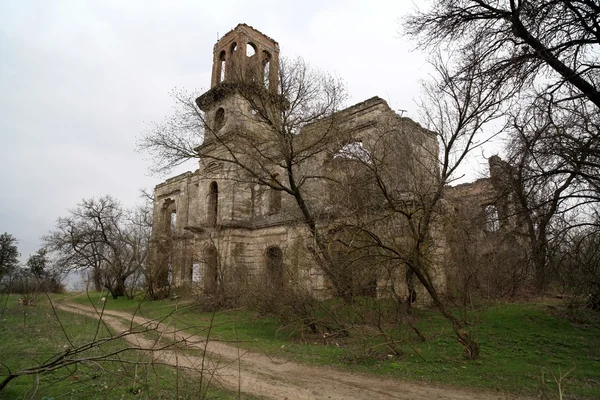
left=149, top=24, right=522, bottom=299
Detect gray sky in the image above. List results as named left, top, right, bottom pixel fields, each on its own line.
left=0, top=0, right=492, bottom=261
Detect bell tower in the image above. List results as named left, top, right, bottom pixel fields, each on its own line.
left=210, top=24, right=280, bottom=91
left=196, top=24, right=280, bottom=145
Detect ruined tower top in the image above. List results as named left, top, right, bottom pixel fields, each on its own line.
left=210, top=23, right=280, bottom=93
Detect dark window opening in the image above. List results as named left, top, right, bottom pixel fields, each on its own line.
left=204, top=246, right=218, bottom=293
left=208, top=181, right=218, bottom=226
left=268, top=175, right=282, bottom=214
left=230, top=42, right=237, bottom=53
left=266, top=246, right=283, bottom=288
left=214, top=107, right=225, bottom=131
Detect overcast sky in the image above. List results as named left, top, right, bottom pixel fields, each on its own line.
left=0, top=0, right=497, bottom=262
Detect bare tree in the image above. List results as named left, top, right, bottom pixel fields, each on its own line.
left=45, top=196, right=147, bottom=298
left=506, top=91, right=600, bottom=291
left=403, top=0, right=600, bottom=108
left=333, top=55, right=510, bottom=359
left=555, top=217, right=600, bottom=308
left=404, top=0, right=600, bottom=294
left=138, top=88, right=205, bottom=176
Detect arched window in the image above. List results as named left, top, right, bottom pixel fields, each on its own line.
left=218, top=50, right=226, bottom=83
left=203, top=246, right=218, bottom=293
left=208, top=181, right=218, bottom=226
left=246, top=42, right=256, bottom=57
left=265, top=246, right=283, bottom=288
left=170, top=211, right=177, bottom=232
left=230, top=42, right=237, bottom=53
left=262, top=51, right=271, bottom=89
left=214, top=107, right=225, bottom=131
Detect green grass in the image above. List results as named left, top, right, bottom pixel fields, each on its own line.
left=62, top=292, right=600, bottom=399
left=0, top=293, right=256, bottom=399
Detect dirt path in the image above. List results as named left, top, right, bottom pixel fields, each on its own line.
left=57, top=302, right=529, bottom=400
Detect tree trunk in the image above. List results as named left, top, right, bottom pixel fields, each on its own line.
left=287, top=166, right=353, bottom=304
left=93, top=268, right=102, bottom=292
left=114, top=277, right=126, bottom=298
left=409, top=253, right=480, bottom=359
left=532, top=242, right=547, bottom=293
left=405, top=267, right=417, bottom=307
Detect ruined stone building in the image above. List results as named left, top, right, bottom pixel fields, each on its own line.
left=442, top=156, right=528, bottom=296
left=149, top=24, right=522, bottom=299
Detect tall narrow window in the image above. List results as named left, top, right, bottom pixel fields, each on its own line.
left=170, top=211, right=177, bottom=232
left=214, top=107, right=225, bottom=131
left=162, top=199, right=175, bottom=234
left=208, top=181, right=218, bottom=226
left=262, top=51, right=271, bottom=89
left=268, top=175, right=281, bottom=214
left=218, top=50, right=226, bottom=83
left=192, top=262, right=200, bottom=283
left=484, top=205, right=500, bottom=232
left=204, top=246, right=218, bottom=293
left=265, top=246, right=283, bottom=288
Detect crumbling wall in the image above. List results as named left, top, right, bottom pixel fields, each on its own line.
left=441, top=157, right=528, bottom=298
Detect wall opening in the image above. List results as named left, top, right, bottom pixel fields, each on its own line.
left=246, top=42, right=256, bottom=57
left=333, top=141, right=372, bottom=163
left=218, top=50, right=226, bottom=83
left=192, top=262, right=200, bottom=283
left=484, top=205, right=500, bottom=232
left=265, top=246, right=283, bottom=288
left=162, top=199, right=176, bottom=234
left=170, top=211, right=177, bottom=233
left=268, top=175, right=282, bottom=214
left=230, top=42, right=237, bottom=53
left=203, top=246, right=218, bottom=293
left=262, top=51, right=271, bottom=89
left=214, top=107, right=225, bottom=131
left=208, top=181, right=219, bottom=226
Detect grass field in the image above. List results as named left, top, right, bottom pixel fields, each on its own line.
left=0, top=293, right=256, bottom=399
left=65, top=291, right=600, bottom=399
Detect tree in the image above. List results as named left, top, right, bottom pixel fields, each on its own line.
left=0, top=233, right=19, bottom=283
left=506, top=93, right=600, bottom=290
left=332, top=54, right=508, bottom=359
left=404, top=0, right=600, bottom=108
left=404, top=0, right=600, bottom=293
left=555, top=218, right=600, bottom=308
left=26, top=248, right=48, bottom=277
left=45, top=196, right=147, bottom=298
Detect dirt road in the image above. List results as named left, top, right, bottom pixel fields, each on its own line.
left=57, top=302, right=528, bottom=400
